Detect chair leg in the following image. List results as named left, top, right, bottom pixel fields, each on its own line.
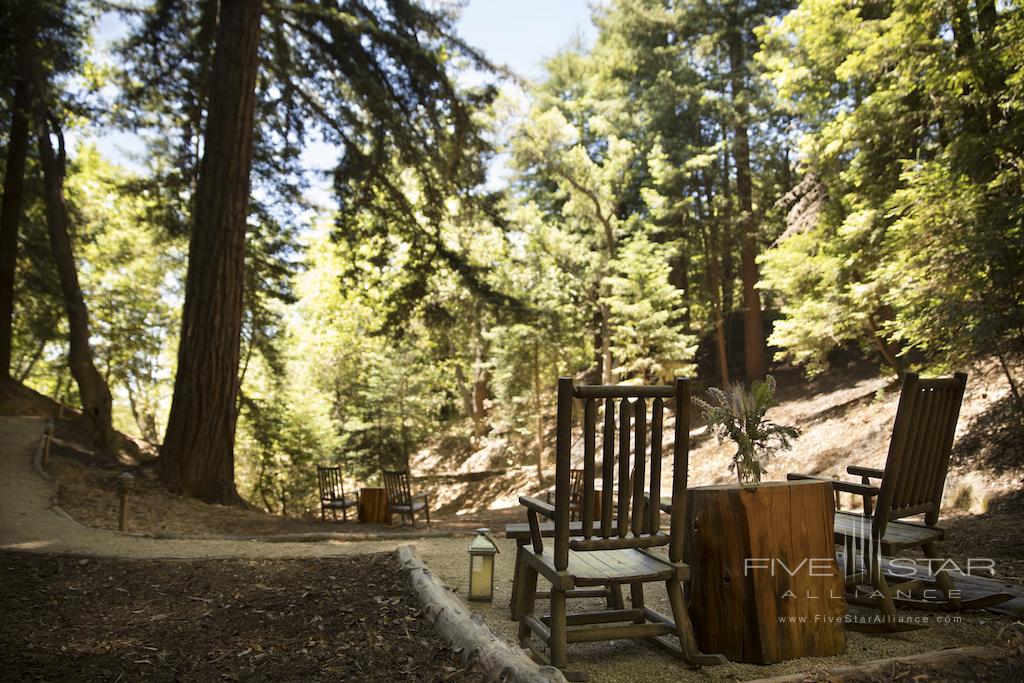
left=425, top=498, right=430, bottom=523
left=410, top=508, right=416, bottom=527
left=510, top=543, right=524, bottom=620
left=844, top=537, right=857, bottom=576
left=549, top=587, right=568, bottom=670
left=342, top=505, right=347, bottom=521
left=609, top=584, right=625, bottom=610
left=923, top=541, right=961, bottom=609
left=867, top=545, right=898, bottom=619
left=517, top=565, right=539, bottom=646
left=666, top=579, right=724, bottom=665
left=630, top=582, right=645, bottom=623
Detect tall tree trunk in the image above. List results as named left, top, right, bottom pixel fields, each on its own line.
left=34, top=107, right=115, bottom=452
left=471, top=307, right=490, bottom=437
left=454, top=364, right=474, bottom=418
left=696, top=184, right=730, bottom=387
left=867, top=311, right=906, bottom=378
left=669, top=243, right=690, bottom=329
left=727, top=22, right=767, bottom=382
left=600, top=303, right=613, bottom=384
left=160, top=0, right=263, bottom=503
left=715, top=152, right=735, bottom=315
left=0, top=78, right=30, bottom=380
left=532, top=335, right=544, bottom=486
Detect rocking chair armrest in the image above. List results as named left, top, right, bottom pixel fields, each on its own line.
left=787, top=473, right=880, bottom=498
left=847, top=465, right=884, bottom=480
left=519, top=495, right=556, bottom=520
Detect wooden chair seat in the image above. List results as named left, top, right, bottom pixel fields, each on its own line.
left=389, top=497, right=427, bottom=513
left=834, top=511, right=944, bottom=553
left=322, top=496, right=358, bottom=510
left=523, top=546, right=686, bottom=589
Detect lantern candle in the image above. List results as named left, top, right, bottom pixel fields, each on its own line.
left=468, top=528, right=500, bottom=601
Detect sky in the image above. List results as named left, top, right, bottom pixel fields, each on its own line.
left=85, top=0, right=599, bottom=205
left=456, top=0, right=596, bottom=80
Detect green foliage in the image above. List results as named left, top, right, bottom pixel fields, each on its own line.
left=759, top=0, right=1024, bottom=380
left=8, top=0, right=1021, bottom=511
left=603, top=236, right=696, bottom=382
left=693, top=376, right=800, bottom=484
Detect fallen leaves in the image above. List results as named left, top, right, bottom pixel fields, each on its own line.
left=1, top=552, right=483, bottom=682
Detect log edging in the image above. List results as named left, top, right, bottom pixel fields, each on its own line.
left=396, top=544, right=566, bottom=683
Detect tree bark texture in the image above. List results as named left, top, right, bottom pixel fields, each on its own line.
left=160, top=0, right=263, bottom=503
left=0, top=79, right=30, bottom=379
left=34, top=108, right=115, bottom=453
left=727, top=24, right=767, bottom=382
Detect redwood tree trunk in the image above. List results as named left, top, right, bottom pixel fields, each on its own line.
left=0, top=79, right=30, bottom=380
left=160, top=0, right=263, bottom=503
left=727, top=22, right=767, bottom=382
left=34, top=108, right=115, bottom=452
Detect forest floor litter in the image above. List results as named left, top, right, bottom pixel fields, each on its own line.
left=0, top=552, right=482, bottom=682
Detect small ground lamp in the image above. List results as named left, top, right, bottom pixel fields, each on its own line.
left=468, top=528, right=500, bottom=601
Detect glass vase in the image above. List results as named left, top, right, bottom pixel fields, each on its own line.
left=735, top=457, right=762, bottom=488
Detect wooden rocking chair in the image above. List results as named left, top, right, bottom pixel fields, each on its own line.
left=789, top=372, right=1011, bottom=629
left=515, top=378, right=725, bottom=680
left=316, top=465, right=359, bottom=521
left=382, top=469, right=431, bottom=526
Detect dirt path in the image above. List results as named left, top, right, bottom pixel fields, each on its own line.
left=0, top=417, right=461, bottom=561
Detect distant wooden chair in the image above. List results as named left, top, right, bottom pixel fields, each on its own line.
left=382, top=469, right=431, bottom=526
left=515, top=378, right=725, bottom=679
left=789, top=372, right=1010, bottom=626
left=316, top=465, right=359, bottom=521
left=545, top=468, right=585, bottom=521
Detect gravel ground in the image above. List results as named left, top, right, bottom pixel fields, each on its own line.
left=417, top=535, right=1024, bottom=682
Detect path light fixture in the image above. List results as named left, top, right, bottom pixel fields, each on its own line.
left=468, top=528, right=500, bottom=602
left=117, top=472, right=135, bottom=532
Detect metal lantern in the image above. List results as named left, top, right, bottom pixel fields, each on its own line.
left=468, top=528, right=500, bottom=601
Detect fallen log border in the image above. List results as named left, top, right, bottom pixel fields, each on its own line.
left=396, top=544, right=565, bottom=683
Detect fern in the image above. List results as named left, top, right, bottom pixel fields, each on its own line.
left=693, top=376, right=801, bottom=485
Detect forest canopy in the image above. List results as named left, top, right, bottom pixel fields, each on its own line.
left=1, top=0, right=1021, bottom=509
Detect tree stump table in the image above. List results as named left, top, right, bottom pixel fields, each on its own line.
left=675, top=480, right=847, bottom=664
left=358, top=487, right=390, bottom=525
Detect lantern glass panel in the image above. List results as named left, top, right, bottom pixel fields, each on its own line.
left=469, top=553, right=494, bottom=600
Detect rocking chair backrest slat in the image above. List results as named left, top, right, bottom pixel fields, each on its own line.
left=582, top=398, right=596, bottom=537
left=555, top=377, right=690, bottom=570
left=600, top=398, right=615, bottom=537
left=875, top=372, right=967, bottom=534
left=631, top=398, right=647, bottom=537
left=649, top=397, right=664, bottom=534
left=616, top=400, right=631, bottom=537
left=317, top=465, right=344, bottom=501
left=382, top=469, right=412, bottom=506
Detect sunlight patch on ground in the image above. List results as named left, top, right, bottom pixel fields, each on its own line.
left=1, top=541, right=57, bottom=551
